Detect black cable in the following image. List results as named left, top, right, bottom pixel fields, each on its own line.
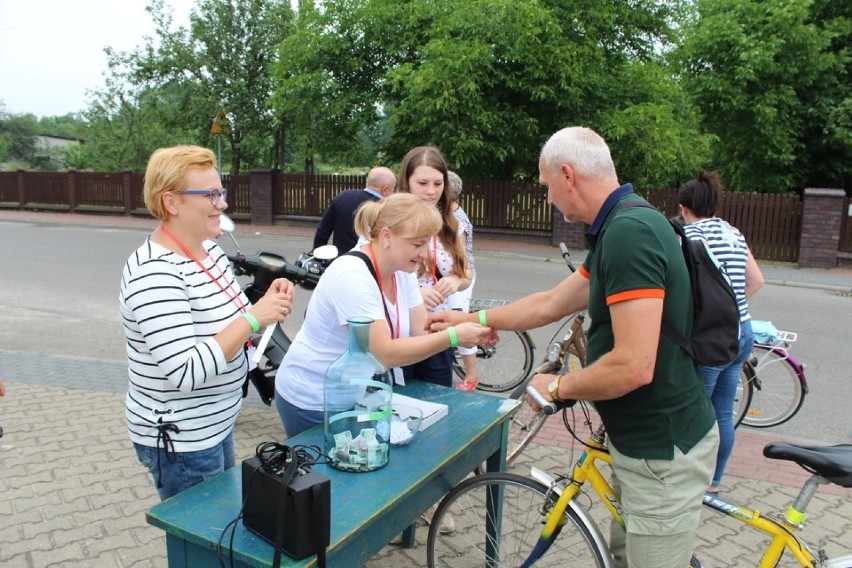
left=217, top=463, right=261, bottom=568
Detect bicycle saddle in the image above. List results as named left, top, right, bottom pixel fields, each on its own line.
left=763, top=442, right=852, bottom=488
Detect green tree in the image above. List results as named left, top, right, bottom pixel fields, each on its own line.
left=274, top=0, right=707, bottom=185
left=675, top=0, right=850, bottom=192
left=85, top=79, right=197, bottom=171
left=37, top=114, right=88, bottom=140
left=90, top=0, right=294, bottom=174
left=0, top=105, right=38, bottom=164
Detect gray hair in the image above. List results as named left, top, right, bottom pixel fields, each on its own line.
left=447, top=171, right=463, bottom=199
left=540, top=127, right=617, bottom=182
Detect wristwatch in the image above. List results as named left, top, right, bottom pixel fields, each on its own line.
left=547, top=374, right=564, bottom=402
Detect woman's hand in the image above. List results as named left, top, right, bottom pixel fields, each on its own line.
left=251, top=279, right=295, bottom=327
left=267, top=278, right=296, bottom=302
left=420, top=287, right=446, bottom=310
left=433, top=275, right=463, bottom=298
left=452, top=322, right=491, bottom=348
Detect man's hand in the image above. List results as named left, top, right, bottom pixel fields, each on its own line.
left=524, top=373, right=557, bottom=412
left=425, top=309, right=468, bottom=332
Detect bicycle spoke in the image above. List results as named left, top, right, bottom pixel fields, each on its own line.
left=427, top=474, right=608, bottom=567
left=473, top=331, right=534, bottom=393
left=741, top=345, right=805, bottom=428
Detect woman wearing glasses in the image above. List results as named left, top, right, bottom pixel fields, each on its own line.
left=120, top=145, right=295, bottom=500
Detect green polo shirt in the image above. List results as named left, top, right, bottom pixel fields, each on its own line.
left=581, top=189, right=715, bottom=460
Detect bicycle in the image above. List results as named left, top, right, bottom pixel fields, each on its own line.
left=451, top=298, right=536, bottom=393
left=426, top=399, right=852, bottom=567
left=735, top=327, right=809, bottom=429
left=495, top=243, right=587, bottom=466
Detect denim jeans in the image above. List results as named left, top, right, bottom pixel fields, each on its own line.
left=402, top=347, right=454, bottom=387
left=698, top=318, right=754, bottom=486
left=275, top=392, right=324, bottom=438
left=134, top=431, right=235, bottom=501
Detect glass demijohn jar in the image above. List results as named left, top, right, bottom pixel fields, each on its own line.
left=324, top=317, right=393, bottom=472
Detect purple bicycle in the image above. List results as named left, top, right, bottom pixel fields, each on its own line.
left=734, top=327, right=809, bottom=428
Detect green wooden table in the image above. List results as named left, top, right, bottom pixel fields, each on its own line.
left=146, top=381, right=519, bottom=567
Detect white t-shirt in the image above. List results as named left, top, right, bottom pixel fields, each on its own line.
left=275, top=253, right=423, bottom=411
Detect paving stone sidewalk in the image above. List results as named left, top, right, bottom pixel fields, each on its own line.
left=1, top=351, right=850, bottom=567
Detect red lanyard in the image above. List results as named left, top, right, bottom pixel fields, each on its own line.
left=367, top=244, right=400, bottom=339
left=430, top=236, right=438, bottom=285
left=159, top=225, right=247, bottom=314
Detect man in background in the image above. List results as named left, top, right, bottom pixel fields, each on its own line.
left=312, top=166, right=396, bottom=252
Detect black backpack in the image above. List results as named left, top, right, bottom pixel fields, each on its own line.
left=619, top=201, right=740, bottom=366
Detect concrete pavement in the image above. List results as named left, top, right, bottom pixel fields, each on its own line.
left=1, top=209, right=851, bottom=566
left=1, top=350, right=851, bottom=567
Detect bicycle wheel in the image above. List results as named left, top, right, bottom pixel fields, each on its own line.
left=732, top=361, right=754, bottom=429
left=427, top=472, right=609, bottom=568
left=741, top=344, right=806, bottom=428
left=459, top=331, right=535, bottom=393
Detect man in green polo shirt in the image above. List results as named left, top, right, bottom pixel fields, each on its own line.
left=427, top=126, right=718, bottom=568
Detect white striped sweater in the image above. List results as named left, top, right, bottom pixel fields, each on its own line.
left=120, top=238, right=248, bottom=452
left=683, top=218, right=751, bottom=322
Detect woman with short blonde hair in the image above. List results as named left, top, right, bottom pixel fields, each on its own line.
left=122, top=145, right=295, bottom=500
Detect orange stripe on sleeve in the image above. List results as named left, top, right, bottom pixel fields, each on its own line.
left=606, top=288, right=665, bottom=305
left=578, top=266, right=590, bottom=279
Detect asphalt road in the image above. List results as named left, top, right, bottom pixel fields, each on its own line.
left=1, top=218, right=849, bottom=444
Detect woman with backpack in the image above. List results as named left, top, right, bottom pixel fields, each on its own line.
left=677, top=171, right=765, bottom=493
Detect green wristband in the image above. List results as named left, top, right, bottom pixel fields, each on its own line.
left=447, top=326, right=459, bottom=349
left=242, top=312, right=261, bottom=333
left=478, top=309, right=488, bottom=326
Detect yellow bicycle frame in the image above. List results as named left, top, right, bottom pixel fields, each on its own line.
left=537, top=423, right=819, bottom=567
left=701, top=493, right=817, bottom=567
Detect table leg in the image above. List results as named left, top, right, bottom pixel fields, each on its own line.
left=402, top=522, right=416, bottom=547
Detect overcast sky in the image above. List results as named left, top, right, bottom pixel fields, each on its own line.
left=0, top=0, right=194, bottom=118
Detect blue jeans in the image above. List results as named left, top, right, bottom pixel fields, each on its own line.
left=402, top=347, right=454, bottom=387
left=134, top=431, right=235, bottom=501
left=276, top=392, right=324, bottom=439
left=698, top=318, right=754, bottom=487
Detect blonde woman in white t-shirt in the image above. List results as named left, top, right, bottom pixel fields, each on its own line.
left=274, top=193, right=490, bottom=437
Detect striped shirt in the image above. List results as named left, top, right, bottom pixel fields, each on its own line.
left=120, top=238, right=248, bottom=453
left=684, top=218, right=751, bottom=322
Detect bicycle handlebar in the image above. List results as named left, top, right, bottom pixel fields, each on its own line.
left=559, top=242, right=577, bottom=273
left=526, top=385, right=577, bottom=416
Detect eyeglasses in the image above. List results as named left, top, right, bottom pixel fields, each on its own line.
left=177, top=188, right=228, bottom=206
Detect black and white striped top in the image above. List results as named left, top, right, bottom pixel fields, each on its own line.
left=684, top=218, right=751, bottom=322
left=120, top=238, right=248, bottom=452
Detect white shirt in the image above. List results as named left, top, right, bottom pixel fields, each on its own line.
left=275, top=254, right=423, bottom=411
